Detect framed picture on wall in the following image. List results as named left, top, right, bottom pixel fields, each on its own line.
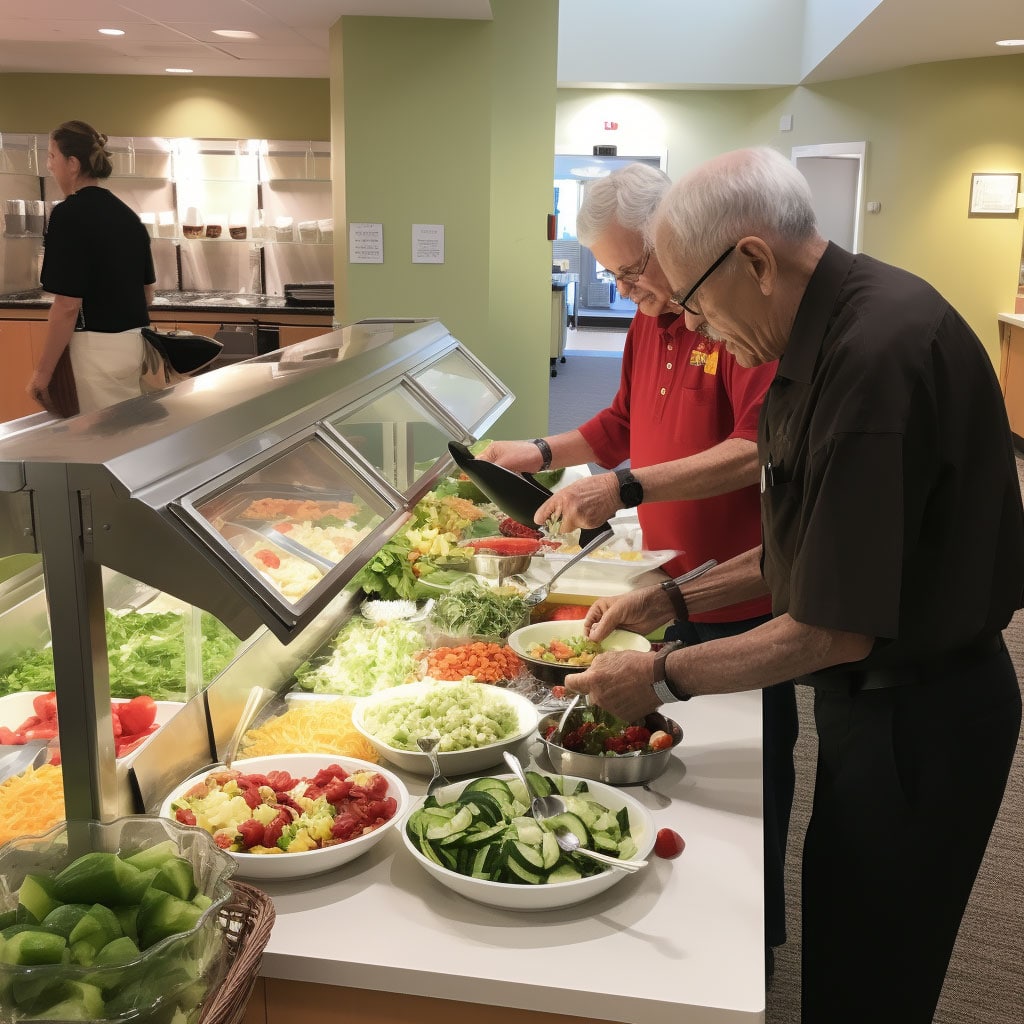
left=968, top=172, right=1021, bottom=217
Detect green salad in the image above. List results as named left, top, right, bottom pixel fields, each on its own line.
left=360, top=680, right=521, bottom=752
left=0, top=609, right=241, bottom=700
left=429, top=577, right=529, bottom=641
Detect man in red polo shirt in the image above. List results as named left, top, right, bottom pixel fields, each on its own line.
left=478, top=163, right=796, bottom=969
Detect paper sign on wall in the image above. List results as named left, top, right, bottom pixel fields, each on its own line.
left=412, top=223, right=444, bottom=264
left=349, top=222, right=383, bottom=263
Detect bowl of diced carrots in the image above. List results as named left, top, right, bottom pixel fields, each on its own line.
left=416, top=640, right=525, bottom=685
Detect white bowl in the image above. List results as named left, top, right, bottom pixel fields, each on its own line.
left=351, top=681, right=539, bottom=775
left=402, top=773, right=656, bottom=911
left=159, top=753, right=409, bottom=880
left=507, top=621, right=651, bottom=685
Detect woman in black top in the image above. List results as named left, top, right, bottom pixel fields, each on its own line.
left=27, top=120, right=156, bottom=415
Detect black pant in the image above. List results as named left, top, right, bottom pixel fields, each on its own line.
left=665, top=615, right=798, bottom=948
left=801, top=641, right=1021, bottom=1023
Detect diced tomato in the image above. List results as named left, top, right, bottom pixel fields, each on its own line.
left=549, top=685, right=567, bottom=699
left=350, top=773, right=389, bottom=800
left=262, top=809, right=291, bottom=848
left=175, top=808, right=197, bottom=826
left=272, top=522, right=293, bottom=533
left=32, top=692, right=58, bottom=722
left=0, top=726, right=23, bottom=745
left=324, top=778, right=354, bottom=805
left=265, top=770, right=297, bottom=791
left=549, top=640, right=574, bottom=660
left=23, top=726, right=58, bottom=741
left=213, top=833, right=233, bottom=849
left=548, top=605, right=591, bottom=621
left=240, top=786, right=262, bottom=809
left=603, top=736, right=628, bottom=755
left=254, top=548, right=281, bottom=570
left=236, top=818, right=265, bottom=849
left=624, top=725, right=651, bottom=746
left=110, top=709, right=123, bottom=737
left=117, top=695, right=157, bottom=736
left=48, top=750, right=61, bottom=766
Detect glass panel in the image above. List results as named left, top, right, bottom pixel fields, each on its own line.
left=326, top=381, right=456, bottom=492
left=410, top=350, right=503, bottom=433
left=193, top=436, right=390, bottom=607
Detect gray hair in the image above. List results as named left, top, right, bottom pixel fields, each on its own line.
left=657, top=146, right=818, bottom=269
left=576, top=163, right=672, bottom=247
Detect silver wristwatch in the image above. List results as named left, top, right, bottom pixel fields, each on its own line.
left=651, top=642, right=688, bottom=703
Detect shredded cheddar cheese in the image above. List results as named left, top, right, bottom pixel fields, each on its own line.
left=238, top=700, right=379, bottom=762
left=0, top=763, right=65, bottom=845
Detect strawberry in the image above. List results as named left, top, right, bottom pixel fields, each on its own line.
left=499, top=516, right=542, bottom=540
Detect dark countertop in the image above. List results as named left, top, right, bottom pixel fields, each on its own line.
left=0, top=289, right=334, bottom=317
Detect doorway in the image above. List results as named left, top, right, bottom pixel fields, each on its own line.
left=791, top=142, right=866, bottom=252
left=554, top=153, right=663, bottom=328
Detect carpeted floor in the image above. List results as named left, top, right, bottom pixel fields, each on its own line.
left=549, top=363, right=1024, bottom=1023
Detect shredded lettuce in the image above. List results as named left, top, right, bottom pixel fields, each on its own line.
left=0, top=609, right=241, bottom=700
left=295, top=617, right=426, bottom=696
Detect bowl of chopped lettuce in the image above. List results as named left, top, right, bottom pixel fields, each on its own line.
left=402, top=770, right=655, bottom=910
left=159, top=754, right=408, bottom=880
left=351, top=680, right=538, bottom=775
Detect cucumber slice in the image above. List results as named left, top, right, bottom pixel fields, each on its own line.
left=508, top=842, right=545, bottom=872
left=539, top=812, right=591, bottom=849
left=122, top=839, right=180, bottom=874
left=0, top=928, right=67, bottom=966
left=425, top=805, right=473, bottom=841
left=150, top=857, right=196, bottom=902
left=540, top=831, right=560, bottom=870
left=525, top=770, right=554, bottom=796
left=17, top=875, right=61, bottom=925
left=506, top=858, right=545, bottom=884
left=461, top=777, right=515, bottom=812
left=511, top=817, right=543, bottom=847
left=547, top=863, right=583, bottom=884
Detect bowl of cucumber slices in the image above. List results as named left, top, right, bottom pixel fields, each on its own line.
left=402, top=770, right=656, bottom=911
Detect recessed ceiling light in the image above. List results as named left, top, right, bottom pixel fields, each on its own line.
left=98, top=28, right=125, bottom=36
left=166, top=68, right=194, bottom=74
left=211, top=29, right=260, bottom=40
left=995, top=39, right=1024, bottom=46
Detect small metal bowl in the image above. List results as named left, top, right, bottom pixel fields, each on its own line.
left=468, top=552, right=534, bottom=579
left=536, top=710, right=683, bottom=786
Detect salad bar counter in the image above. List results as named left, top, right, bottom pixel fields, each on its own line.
left=0, top=318, right=765, bottom=1023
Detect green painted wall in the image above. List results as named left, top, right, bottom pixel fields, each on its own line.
left=0, top=74, right=329, bottom=140
left=558, top=53, right=1024, bottom=364
left=333, top=0, right=558, bottom=441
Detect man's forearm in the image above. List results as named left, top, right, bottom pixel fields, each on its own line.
left=631, top=437, right=759, bottom=503
left=544, top=430, right=598, bottom=470
left=678, top=545, right=767, bottom=617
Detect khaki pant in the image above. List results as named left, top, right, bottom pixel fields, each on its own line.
left=68, top=329, right=145, bottom=414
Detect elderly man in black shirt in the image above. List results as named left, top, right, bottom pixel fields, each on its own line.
left=569, top=146, right=1024, bottom=1024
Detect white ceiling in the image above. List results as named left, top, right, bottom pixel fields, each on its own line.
left=0, top=0, right=1021, bottom=85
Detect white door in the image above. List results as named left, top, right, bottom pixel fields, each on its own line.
left=792, top=142, right=866, bottom=253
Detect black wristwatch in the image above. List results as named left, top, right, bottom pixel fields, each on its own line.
left=615, top=467, right=644, bottom=508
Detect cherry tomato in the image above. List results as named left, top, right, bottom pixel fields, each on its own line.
left=117, top=695, right=157, bottom=736
left=654, top=827, right=686, bottom=859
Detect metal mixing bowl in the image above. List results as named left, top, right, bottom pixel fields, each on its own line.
left=536, top=710, right=683, bottom=785
left=468, top=552, right=534, bottom=579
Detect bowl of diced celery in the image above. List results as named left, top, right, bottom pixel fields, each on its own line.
left=351, top=680, right=539, bottom=775
left=402, top=771, right=656, bottom=910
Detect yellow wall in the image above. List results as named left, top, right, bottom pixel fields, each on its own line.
left=333, top=0, right=558, bottom=440
left=558, top=53, right=1024, bottom=363
left=0, top=74, right=329, bottom=140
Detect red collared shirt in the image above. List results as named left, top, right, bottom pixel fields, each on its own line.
left=578, top=311, right=775, bottom=623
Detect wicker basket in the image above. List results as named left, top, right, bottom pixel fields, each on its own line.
left=200, top=881, right=276, bottom=1024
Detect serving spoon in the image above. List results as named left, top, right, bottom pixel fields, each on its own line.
left=550, top=826, right=648, bottom=873
left=417, top=735, right=452, bottom=796
left=502, top=750, right=565, bottom=819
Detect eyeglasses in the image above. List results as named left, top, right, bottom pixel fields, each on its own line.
left=613, top=249, right=651, bottom=287
left=670, top=245, right=736, bottom=316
